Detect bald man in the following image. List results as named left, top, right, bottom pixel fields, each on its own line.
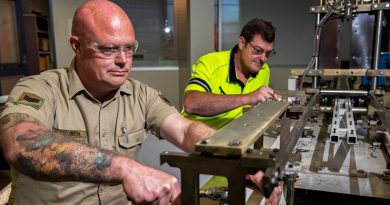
left=0, top=0, right=281, bottom=204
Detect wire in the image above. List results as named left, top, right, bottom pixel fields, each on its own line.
left=299, top=0, right=343, bottom=90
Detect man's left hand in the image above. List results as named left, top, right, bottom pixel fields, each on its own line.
left=246, top=171, right=283, bottom=205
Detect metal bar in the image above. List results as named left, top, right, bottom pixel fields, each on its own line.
left=372, top=2, right=390, bottom=10
left=181, top=169, right=200, bottom=205
left=263, top=93, right=320, bottom=197
left=279, top=112, right=290, bottom=157
left=371, top=9, right=383, bottom=90
left=366, top=69, right=390, bottom=76
left=284, top=173, right=297, bottom=205
left=290, top=68, right=381, bottom=77
left=227, top=169, right=246, bottom=204
left=330, top=98, right=342, bottom=143
left=345, top=99, right=358, bottom=144
left=313, top=13, right=321, bottom=89
left=278, top=93, right=319, bottom=169
left=320, top=89, right=368, bottom=96
left=319, top=106, right=367, bottom=113
left=195, top=101, right=289, bottom=156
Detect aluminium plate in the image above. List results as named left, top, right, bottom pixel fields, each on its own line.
left=195, top=101, right=289, bottom=156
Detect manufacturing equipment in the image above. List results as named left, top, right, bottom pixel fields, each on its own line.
left=161, top=0, right=390, bottom=204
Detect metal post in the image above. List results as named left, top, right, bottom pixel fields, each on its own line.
left=313, top=13, right=321, bottom=89
left=371, top=9, right=383, bottom=90
left=181, top=169, right=200, bottom=205
left=284, top=173, right=297, bottom=205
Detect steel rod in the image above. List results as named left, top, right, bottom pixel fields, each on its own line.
left=371, top=9, right=384, bottom=90
left=319, top=106, right=367, bottom=113
left=319, top=89, right=368, bottom=96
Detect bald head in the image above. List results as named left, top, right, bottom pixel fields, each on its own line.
left=72, top=0, right=134, bottom=42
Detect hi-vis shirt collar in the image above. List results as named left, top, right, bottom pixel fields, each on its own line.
left=68, top=58, right=132, bottom=99
left=228, top=45, right=259, bottom=84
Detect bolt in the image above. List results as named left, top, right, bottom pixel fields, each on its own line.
left=201, top=138, right=211, bottom=144
left=228, top=139, right=241, bottom=146
left=269, top=153, right=276, bottom=158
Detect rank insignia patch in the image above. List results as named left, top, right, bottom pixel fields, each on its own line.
left=17, top=92, right=45, bottom=110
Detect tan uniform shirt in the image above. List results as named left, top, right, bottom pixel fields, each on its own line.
left=1, top=60, right=177, bottom=205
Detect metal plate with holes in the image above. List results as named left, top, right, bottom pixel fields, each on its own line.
left=290, top=68, right=372, bottom=77
left=195, top=101, right=289, bottom=156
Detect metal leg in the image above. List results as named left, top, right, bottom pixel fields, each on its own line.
left=227, top=169, right=246, bottom=204
left=181, top=168, right=200, bottom=205
left=284, top=173, right=297, bottom=205
left=161, top=152, right=273, bottom=205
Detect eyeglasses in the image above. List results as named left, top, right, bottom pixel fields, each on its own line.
left=86, top=40, right=138, bottom=59
left=247, top=41, right=276, bottom=57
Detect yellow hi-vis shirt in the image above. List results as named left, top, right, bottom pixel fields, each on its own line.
left=181, top=45, right=270, bottom=129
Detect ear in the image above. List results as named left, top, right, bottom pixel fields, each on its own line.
left=70, top=36, right=80, bottom=54
left=238, top=36, right=246, bottom=50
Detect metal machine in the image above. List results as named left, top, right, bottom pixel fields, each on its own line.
left=161, top=0, right=390, bottom=204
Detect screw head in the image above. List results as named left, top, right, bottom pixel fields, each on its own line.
left=228, top=139, right=241, bottom=146
left=200, top=138, right=211, bottom=144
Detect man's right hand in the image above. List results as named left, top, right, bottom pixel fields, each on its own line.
left=120, top=158, right=181, bottom=204
left=247, top=86, right=281, bottom=106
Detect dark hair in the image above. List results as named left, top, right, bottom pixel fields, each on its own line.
left=240, top=18, right=275, bottom=43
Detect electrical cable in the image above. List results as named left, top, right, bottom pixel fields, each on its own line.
left=299, top=0, right=343, bottom=90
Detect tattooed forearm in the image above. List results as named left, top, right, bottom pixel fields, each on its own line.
left=0, top=113, right=119, bottom=183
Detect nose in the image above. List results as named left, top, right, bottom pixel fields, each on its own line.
left=258, top=52, right=268, bottom=62
left=114, top=50, right=128, bottom=66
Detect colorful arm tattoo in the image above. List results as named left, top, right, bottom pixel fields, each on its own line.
left=0, top=113, right=119, bottom=183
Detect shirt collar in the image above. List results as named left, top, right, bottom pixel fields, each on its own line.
left=228, top=45, right=258, bottom=83
left=228, top=45, right=239, bottom=83
left=68, top=58, right=132, bottom=99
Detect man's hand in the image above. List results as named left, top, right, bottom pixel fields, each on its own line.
left=120, top=159, right=181, bottom=204
left=247, top=86, right=282, bottom=106
left=246, top=171, right=283, bottom=205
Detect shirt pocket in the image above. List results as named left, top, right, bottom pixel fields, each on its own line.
left=117, top=128, right=147, bottom=157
